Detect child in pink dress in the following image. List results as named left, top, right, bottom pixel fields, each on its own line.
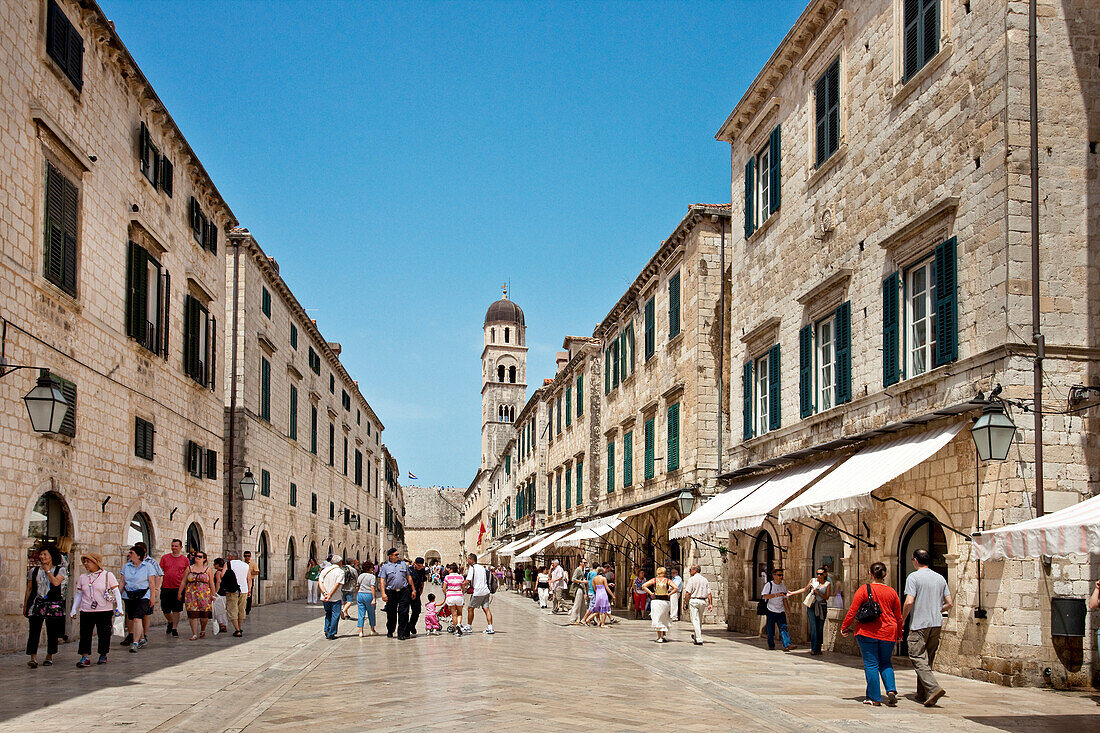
left=424, top=593, right=442, bottom=635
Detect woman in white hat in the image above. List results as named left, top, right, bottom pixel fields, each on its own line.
left=69, top=551, right=123, bottom=667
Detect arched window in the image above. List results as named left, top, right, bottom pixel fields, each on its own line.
left=751, top=531, right=775, bottom=600
left=509, top=405, right=515, bottom=421
left=504, top=327, right=510, bottom=343
left=126, top=512, right=155, bottom=553
left=508, top=366, right=516, bottom=383
left=812, top=523, right=845, bottom=598
left=186, top=523, right=203, bottom=554
left=897, top=512, right=948, bottom=592
left=498, top=365, right=505, bottom=382
left=28, top=491, right=71, bottom=543
left=286, top=538, right=296, bottom=581
left=490, top=328, right=495, bottom=343
left=309, top=541, right=318, bottom=563
left=256, top=533, right=269, bottom=580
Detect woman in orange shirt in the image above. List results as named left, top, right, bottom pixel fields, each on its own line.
left=841, top=561, right=903, bottom=707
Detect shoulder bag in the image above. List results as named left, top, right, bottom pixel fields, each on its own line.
left=854, top=583, right=882, bottom=624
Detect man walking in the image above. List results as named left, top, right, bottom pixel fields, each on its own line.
left=567, top=558, right=588, bottom=624
left=379, top=548, right=415, bottom=640
left=318, top=555, right=345, bottom=640
left=669, top=566, right=683, bottom=622
left=549, top=560, right=568, bottom=613
left=225, top=553, right=252, bottom=637
left=159, top=539, right=189, bottom=638
left=408, top=557, right=427, bottom=636
left=464, top=553, right=495, bottom=634
left=683, top=565, right=713, bottom=645
left=761, top=568, right=792, bottom=651
left=243, top=551, right=260, bottom=615
left=903, top=549, right=953, bottom=707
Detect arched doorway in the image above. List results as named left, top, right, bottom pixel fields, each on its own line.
left=257, top=532, right=270, bottom=605
left=897, top=513, right=948, bottom=590
left=28, top=491, right=71, bottom=544
left=186, top=523, right=203, bottom=555
left=751, top=531, right=775, bottom=600
left=425, top=549, right=442, bottom=565
left=286, top=538, right=296, bottom=601
left=309, top=541, right=318, bottom=563
left=812, top=523, right=846, bottom=604
left=126, top=512, right=155, bottom=555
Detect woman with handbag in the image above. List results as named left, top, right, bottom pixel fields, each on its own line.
left=642, top=566, right=674, bottom=643
left=793, top=567, right=832, bottom=655
left=121, top=544, right=158, bottom=653
left=69, top=552, right=123, bottom=667
left=24, top=545, right=67, bottom=668
left=180, top=551, right=216, bottom=640
left=841, top=562, right=903, bottom=707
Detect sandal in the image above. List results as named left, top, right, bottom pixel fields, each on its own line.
left=27, top=660, right=38, bottom=669
left=189, top=635, right=199, bottom=641
left=42, top=659, right=53, bottom=666
left=199, top=632, right=206, bottom=638
left=862, top=699, right=881, bottom=707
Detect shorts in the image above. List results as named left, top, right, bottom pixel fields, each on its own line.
left=160, top=588, right=183, bottom=614
left=343, top=591, right=356, bottom=603
left=468, top=594, right=492, bottom=609
left=124, top=597, right=151, bottom=618
left=444, top=596, right=464, bottom=608
left=224, top=591, right=247, bottom=623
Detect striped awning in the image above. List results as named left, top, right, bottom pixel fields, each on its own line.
left=708, top=458, right=839, bottom=533
left=557, top=517, right=623, bottom=547
left=668, top=478, right=768, bottom=539
left=974, top=493, right=1100, bottom=560
left=515, top=528, right=575, bottom=560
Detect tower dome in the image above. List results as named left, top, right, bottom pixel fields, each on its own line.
left=484, top=294, right=524, bottom=326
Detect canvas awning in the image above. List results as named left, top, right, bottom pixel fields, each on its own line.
left=516, top=528, right=575, bottom=560
left=557, top=517, right=624, bottom=547
left=498, top=534, right=543, bottom=557
left=668, top=477, right=769, bottom=539
left=973, top=493, right=1100, bottom=560
left=619, top=495, right=680, bottom=519
left=709, top=458, right=839, bottom=534
left=779, top=421, right=966, bottom=523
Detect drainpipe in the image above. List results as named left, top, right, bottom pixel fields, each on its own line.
left=1028, top=0, right=1044, bottom=516
left=716, top=214, right=726, bottom=481
left=227, top=237, right=242, bottom=554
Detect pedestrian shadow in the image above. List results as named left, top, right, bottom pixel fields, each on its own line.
left=964, top=715, right=1100, bottom=732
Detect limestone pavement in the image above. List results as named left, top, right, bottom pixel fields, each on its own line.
left=0, top=587, right=1096, bottom=732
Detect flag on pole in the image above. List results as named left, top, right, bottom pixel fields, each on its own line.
left=477, top=521, right=486, bottom=546
left=408, top=472, right=418, bottom=480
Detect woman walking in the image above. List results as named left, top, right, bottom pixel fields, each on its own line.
left=356, top=560, right=378, bottom=637
left=121, top=544, right=158, bottom=653
left=25, top=545, right=67, bottom=668
left=642, top=566, right=674, bottom=643
left=583, top=568, right=612, bottom=628
left=305, top=558, right=321, bottom=604
left=631, top=567, right=648, bottom=619
left=69, top=551, right=121, bottom=668
left=180, top=552, right=215, bottom=640
left=794, top=567, right=832, bottom=655
left=536, top=566, right=551, bottom=609
left=442, top=563, right=466, bottom=635
left=841, top=562, right=903, bottom=707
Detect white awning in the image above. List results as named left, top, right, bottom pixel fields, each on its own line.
left=516, top=528, right=575, bottom=560
left=557, top=517, right=624, bottom=547
left=668, top=477, right=768, bottom=539
left=619, top=496, right=680, bottom=519
left=779, top=421, right=966, bottom=523
left=498, top=534, right=542, bottom=557
left=491, top=537, right=526, bottom=555
left=709, top=458, right=840, bottom=533
left=974, top=494, right=1100, bottom=560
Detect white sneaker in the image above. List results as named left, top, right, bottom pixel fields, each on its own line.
left=483, top=626, right=495, bottom=635
left=462, top=625, right=472, bottom=633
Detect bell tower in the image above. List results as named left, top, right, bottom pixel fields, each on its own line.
left=482, top=286, right=527, bottom=468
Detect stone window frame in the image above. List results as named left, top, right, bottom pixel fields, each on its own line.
left=741, top=98, right=782, bottom=242
left=798, top=9, right=850, bottom=187
left=37, top=136, right=86, bottom=306
left=797, top=270, right=851, bottom=416
left=891, top=0, right=953, bottom=105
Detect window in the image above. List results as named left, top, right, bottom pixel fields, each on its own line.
left=497, top=364, right=505, bottom=383
left=504, top=327, right=510, bottom=343
left=668, top=273, right=681, bottom=340
left=556, top=398, right=562, bottom=436
left=565, top=386, right=572, bottom=427
left=565, top=468, right=572, bottom=510
left=183, top=295, right=216, bottom=390
left=206, top=449, right=218, bottom=479
left=259, top=357, right=271, bottom=421
left=355, top=449, right=363, bottom=486
left=907, top=258, right=936, bottom=378
left=508, top=366, right=516, bottom=384
left=343, top=436, right=349, bottom=475
left=310, top=405, right=318, bottom=454
left=644, top=417, right=655, bottom=480
left=42, top=372, right=76, bottom=437
left=576, top=374, right=584, bottom=416
left=903, top=0, right=940, bottom=82
left=744, top=126, right=781, bottom=237
left=261, top=287, right=271, bottom=317
left=260, top=469, right=271, bottom=497
left=186, top=440, right=211, bottom=478
left=328, top=422, right=335, bottom=466
left=138, top=122, right=172, bottom=196
left=606, top=440, right=615, bottom=493
left=561, top=472, right=568, bottom=510
left=290, top=323, right=298, bottom=350
left=46, top=0, right=83, bottom=90
left=611, top=431, right=627, bottom=489
left=329, top=501, right=335, bottom=520
left=126, top=240, right=168, bottom=356
left=576, top=459, right=583, bottom=505
left=884, top=239, right=960, bottom=383
left=667, top=403, right=680, bottom=472
left=311, top=493, right=318, bottom=514
left=134, top=416, right=154, bottom=460
left=755, top=352, right=770, bottom=436
left=289, top=385, right=298, bottom=440
left=43, top=161, right=78, bottom=296
left=329, top=373, right=335, bottom=394
left=342, top=390, right=350, bottom=411
left=604, top=345, right=612, bottom=394
left=815, top=59, right=841, bottom=166
left=290, top=482, right=297, bottom=507
left=744, top=345, right=781, bottom=439
left=505, top=455, right=511, bottom=475
left=308, top=347, right=321, bottom=374
left=817, top=315, right=836, bottom=412
left=644, top=297, right=656, bottom=359
left=188, top=197, right=217, bottom=253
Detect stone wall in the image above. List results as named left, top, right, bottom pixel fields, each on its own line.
left=404, top=486, right=463, bottom=564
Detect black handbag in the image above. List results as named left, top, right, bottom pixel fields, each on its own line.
left=854, top=583, right=883, bottom=624
left=756, top=582, right=770, bottom=615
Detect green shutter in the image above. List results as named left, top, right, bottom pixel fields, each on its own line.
left=505, top=455, right=511, bottom=474
left=769, top=125, right=781, bottom=213
left=605, top=347, right=611, bottom=394
left=668, top=272, right=681, bottom=339
left=619, top=330, right=628, bottom=381
left=744, top=157, right=755, bottom=239
left=644, top=297, right=656, bottom=358
left=612, top=339, right=620, bottom=388
left=576, top=460, right=583, bottom=505
left=667, top=403, right=680, bottom=472
left=799, top=324, right=813, bottom=418
left=289, top=384, right=298, bottom=439
left=644, top=418, right=655, bottom=480
left=626, top=324, right=635, bottom=374
left=565, top=470, right=571, bottom=509
left=934, top=236, right=958, bottom=367
left=742, top=362, right=754, bottom=440
left=835, top=301, right=852, bottom=404
left=607, top=440, right=615, bottom=493
left=260, top=357, right=271, bottom=421
left=290, top=482, right=297, bottom=506
left=310, top=405, right=318, bottom=454
left=882, top=272, right=900, bottom=386
left=577, top=374, right=583, bottom=416
left=768, top=344, right=781, bottom=432
left=623, top=431, right=633, bottom=487
left=126, top=241, right=147, bottom=341
left=565, top=386, right=572, bottom=426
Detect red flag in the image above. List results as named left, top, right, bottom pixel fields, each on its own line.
left=476, top=521, right=486, bottom=546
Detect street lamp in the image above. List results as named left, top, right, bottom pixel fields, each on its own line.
left=677, top=488, right=696, bottom=516
left=239, top=470, right=258, bottom=500
left=972, top=400, right=1017, bottom=462
left=23, top=371, right=69, bottom=433
left=350, top=514, right=361, bottom=531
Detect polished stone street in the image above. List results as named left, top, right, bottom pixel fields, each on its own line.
left=0, top=588, right=1096, bottom=732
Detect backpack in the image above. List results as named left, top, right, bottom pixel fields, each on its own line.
left=218, top=566, right=240, bottom=595
left=485, top=566, right=498, bottom=594
left=854, top=583, right=883, bottom=624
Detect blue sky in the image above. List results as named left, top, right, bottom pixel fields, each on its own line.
left=99, top=0, right=805, bottom=488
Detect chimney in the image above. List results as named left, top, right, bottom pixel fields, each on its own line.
left=268, top=257, right=279, bottom=274
left=555, top=351, right=569, bottom=373
left=328, top=342, right=342, bottom=356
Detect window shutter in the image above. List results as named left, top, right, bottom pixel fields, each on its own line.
left=827, top=61, right=840, bottom=158
left=206, top=449, right=218, bottom=479
left=189, top=197, right=200, bottom=239
left=768, top=344, right=781, bottom=432
left=564, top=472, right=570, bottom=510
left=619, top=330, right=628, bottom=381
left=289, top=384, right=298, bottom=440
left=814, top=73, right=829, bottom=167
left=623, top=431, right=632, bottom=486
left=161, top=271, right=170, bottom=360
left=742, top=361, right=754, bottom=440
left=769, top=125, right=781, bottom=214
left=134, top=417, right=145, bottom=458
left=260, top=357, right=270, bottom=420
left=125, top=241, right=141, bottom=340
left=577, top=374, right=583, bottom=415
left=882, top=272, right=901, bottom=386
left=644, top=297, right=655, bottom=358
left=835, top=301, right=852, bottom=404
left=139, top=122, right=151, bottom=180
left=207, top=222, right=218, bottom=254
left=903, top=0, right=921, bottom=80
left=207, top=314, right=217, bottom=390
left=604, top=346, right=611, bottom=394
left=922, top=0, right=939, bottom=71
left=47, top=2, right=68, bottom=71
left=565, top=386, right=572, bottom=426
left=182, top=295, right=194, bottom=378
left=667, top=403, right=679, bottom=472
left=934, top=236, right=958, bottom=367
left=644, top=418, right=655, bottom=480
left=44, top=163, right=66, bottom=288
left=576, top=461, right=583, bottom=505
left=669, top=272, right=681, bottom=338
left=66, top=21, right=83, bottom=90
left=160, top=156, right=173, bottom=197
left=612, top=339, right=620, bottom=388
left=626, top=324, right=635, bottom=373
left=799, top=324, right=813, bottom=418
left=607, top=441, right=615, bottom=493
left=744, top=158, right=755, bottom=238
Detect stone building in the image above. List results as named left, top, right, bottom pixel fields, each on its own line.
left=223, top=229, right=383, bottom=604
left=403, top=486, right=464, bottom=565
left=482, top=291, right=527, bottom=469
left=381, top=445, right=407, bottom=557
left=695, top=0, right=1099, bottom=688
left=0, top=0, right=235, bottom=650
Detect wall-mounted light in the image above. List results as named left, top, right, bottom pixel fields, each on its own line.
left=240, top=470, right=258, bottom=500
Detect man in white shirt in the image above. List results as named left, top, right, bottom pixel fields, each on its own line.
left=318, top=556, right=346, bottom=640
left=682, top=565, right=713, bottom=645
left=761, top=568, right=792, bottom=651
left=669, top=566, right=684, bottom=621
left=225, top=553, right=252, bottom=637
left=464, top=553, right=495, bottom=634
left=549, top=560, right=568, bottom=614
